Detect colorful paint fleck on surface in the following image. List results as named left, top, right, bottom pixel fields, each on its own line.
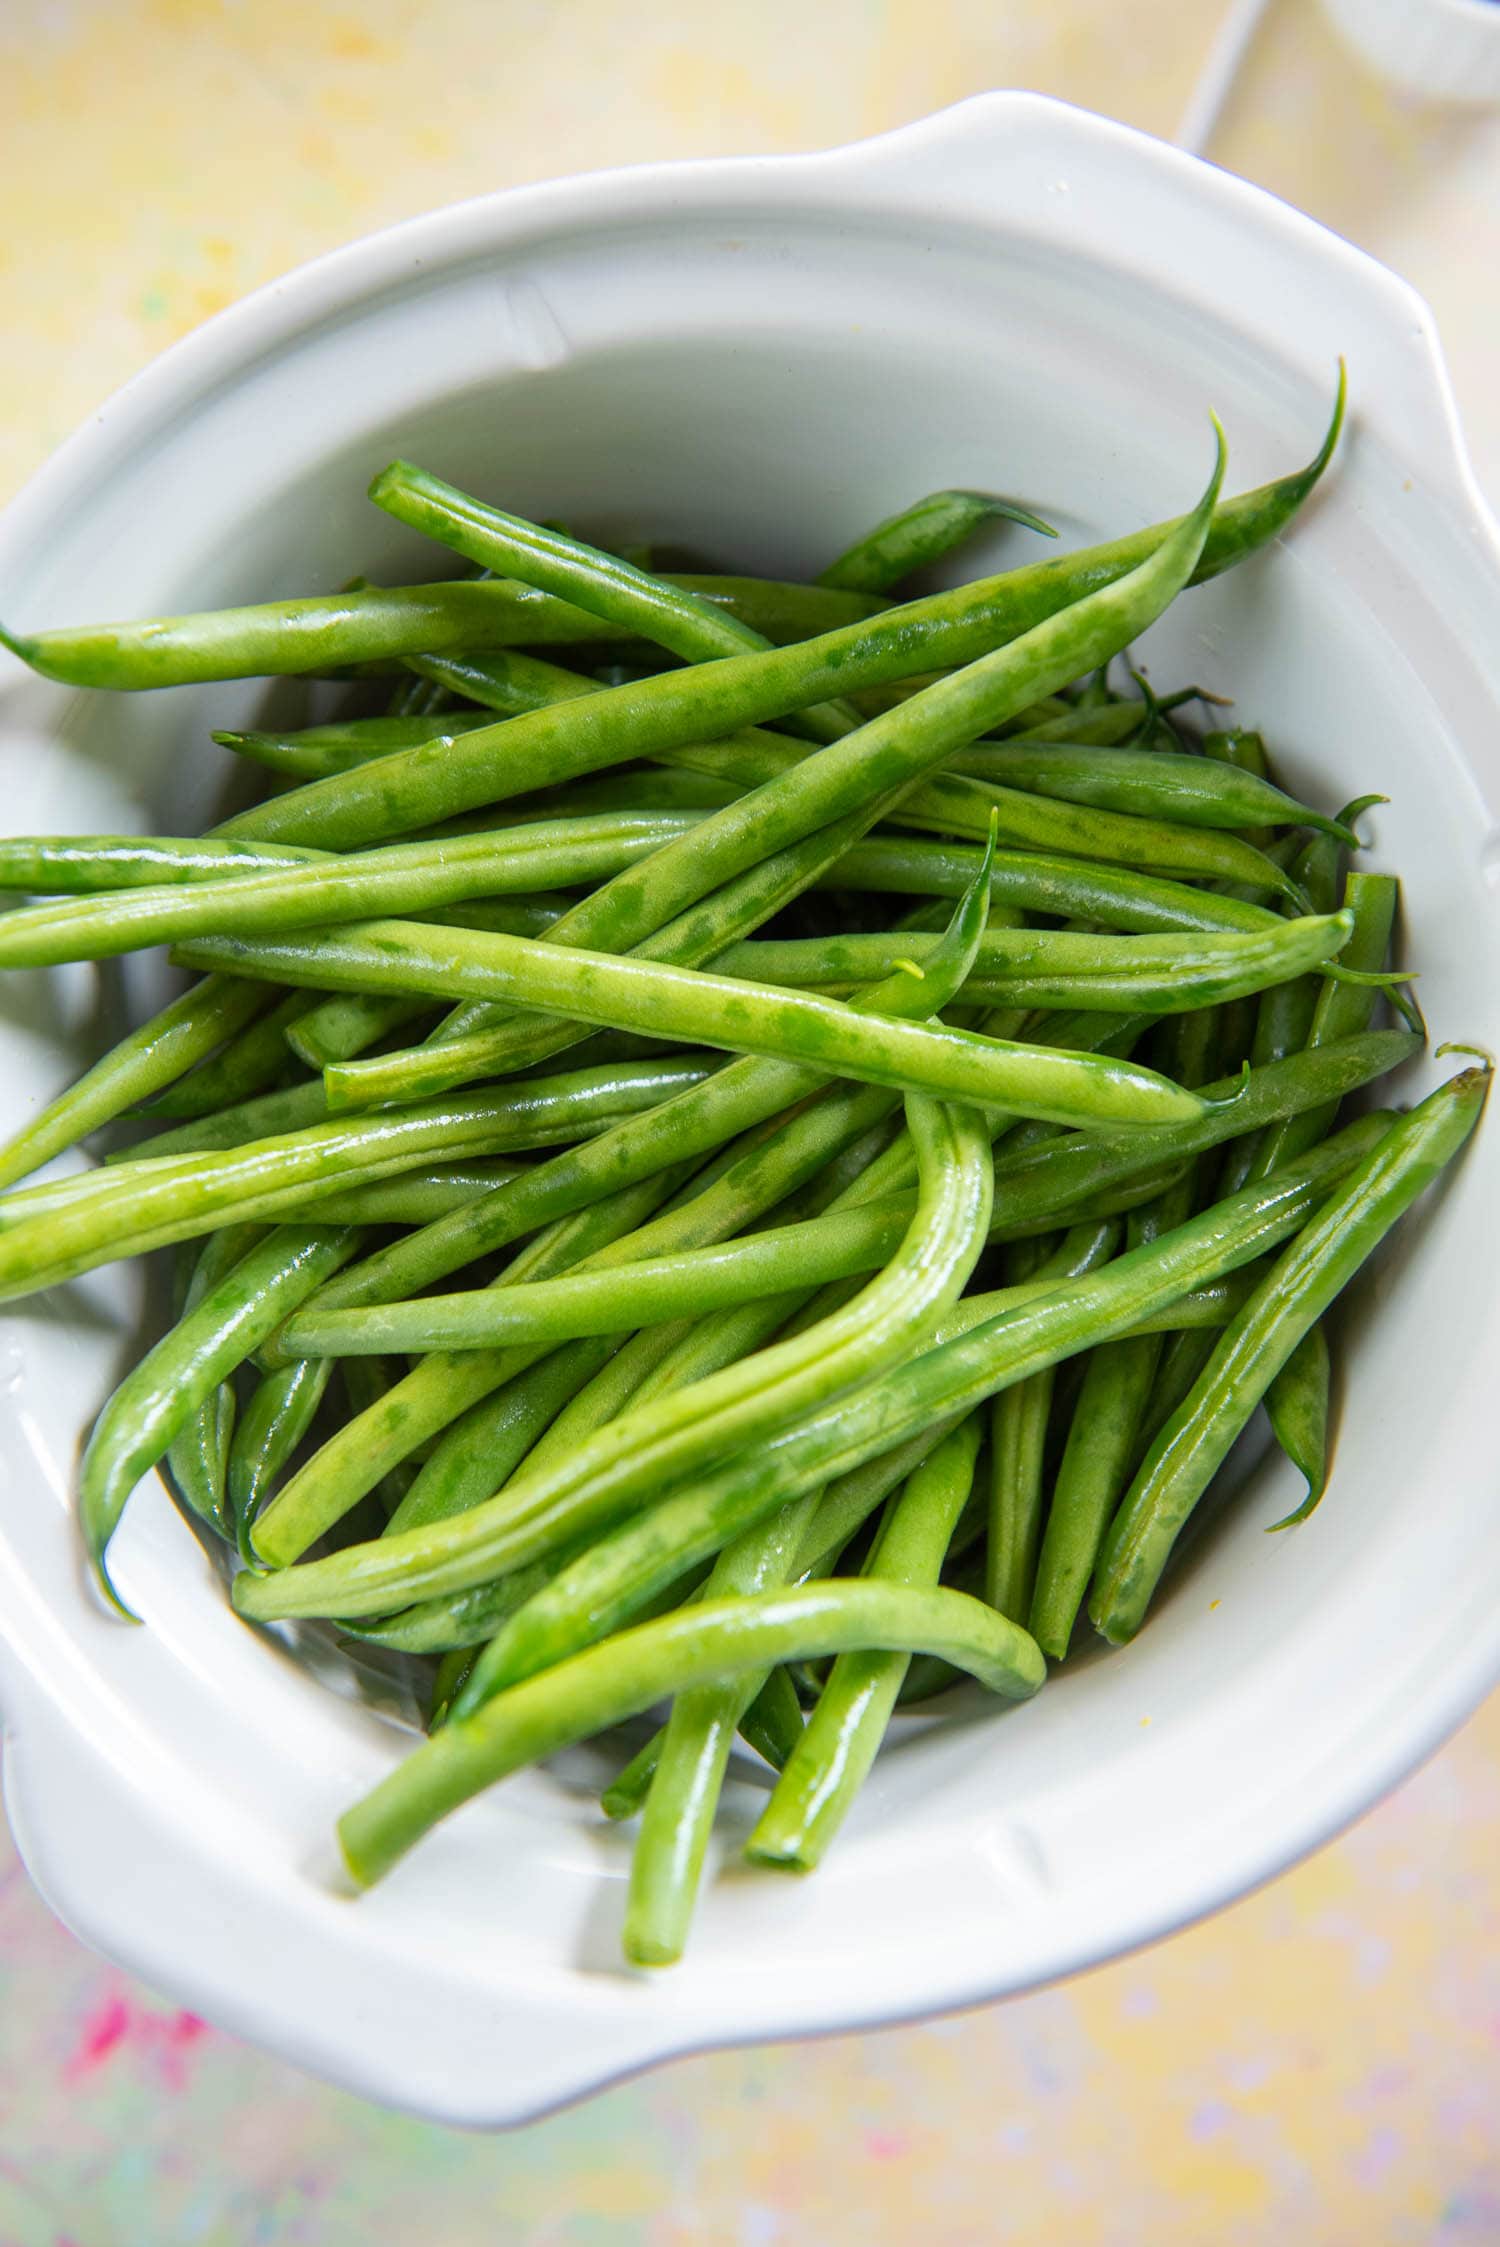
left=1, top=1, right=1498, bottom=2238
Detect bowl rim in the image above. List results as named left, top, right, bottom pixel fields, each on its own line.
left=2, top=89, right=1499, bottom=2125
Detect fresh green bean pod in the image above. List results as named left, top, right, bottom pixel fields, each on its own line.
left=746, top=1416, right=984, bottom=1879
left=711, top=912, right=1353, bottom=1015
left=1, top=573, right=884, bottom=688
left=824, top=834, right=1279, bottom=936
left=947, top=738, right=1356, bottom=838
left=622, top=1491, right=822, bottom=1965
left=282, top=1197, right=916, bottom=1355
left=0, top=974, right=270, bottom=1193
left=143, top=990, right=323, bottom=1119
left=818, top=490, right=1056, bottom=593
left=227, top=1357, right=333, bottom=1557
left=1090, top=1067, right=1488, bottom=1641
left=1243, top=871, right=1399, bottom=1181
left=81, top=1223, right=365, bottom=1612
left=173, top=917, right=1211, bottom=1129
left=0, top=816, right=706, bottom=967
left=1263, top=1323, right=1334, bottom=1530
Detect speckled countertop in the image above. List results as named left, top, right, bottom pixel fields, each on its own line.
left=2, top=4, right=1498, bottom=2240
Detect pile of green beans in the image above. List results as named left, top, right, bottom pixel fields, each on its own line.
left=0, top=378, right=1487, bottom=1965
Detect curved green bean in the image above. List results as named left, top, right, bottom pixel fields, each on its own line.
left=338, top=1580, right=1046, bottom=1889
left=82, top=1223, right=363, bottom=1613
left=818, top=490, right=1057, bottom=593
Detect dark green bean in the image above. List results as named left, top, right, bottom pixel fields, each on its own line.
left=711, top=913, right=1353, bottom=1015
left=1244, top=871, right=1398, bottom=1181
left=161, top=1223, right=264, bottom=1536
left=143, top=990, right=323, bottom=1119
left=1263, top=1323, right=1333, bottom=1531
left=985, top=1237, right=1056, bottom=1622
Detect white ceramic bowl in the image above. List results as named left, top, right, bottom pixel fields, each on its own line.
left=2, top=94, right=1499, bottom=2127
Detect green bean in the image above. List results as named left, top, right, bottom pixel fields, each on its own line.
left=1090, top=1068, right=1487, bottom=1641
left=0, top=1059, right=710, bottom=1299
left=451, top=1118, right=1395, bottom=1698
left=660, top=731, right=1306, bottom=900
left=283, top=990, right=436, bottom=1071
left=161, top=1223, right=264, bottom=1536
left=121, top=1079, right=333, bottom=1157
left=1015, top=701, right=1151, bottom=746
left=258, top=1158, right=531, bottom=1226
left=746, top=1416, right=984, bottom=1879
left=825, top=834, right=1280, bottom=935
left=947, top=739, right=1355, bottom=838
left=981, top=1028, right=1419, bottom=1236
left=1244, top=871, right=1399, bottom=1181
left=603, top=1663, right=804, bottom=1823
left=213, top=410, right=1299, bottom=852
left=143, top=990, right=322, bottom=1119
left=1201, top=727, right=1273, bottom=846
left=622, top=1492, right=822, bottom=1964
left=216, top=709, right=498, bottom=781
left=0, top=833, right=319, bottom=892
left=1263, top=1323, right=1334, bottom=1532
left=818, top=490, right=1057, bottom=593
left=227, top=1357, right=333, bottom=1557
left=390, top=1110, right=902, bottom=1518
left=337, top=1580, right=1046, bottom=1889
left=324, top=748, right=957, bottom=1110
left=1, top=574, right=884, bottom=688
left=173, top=917, right=1211, bottom=1128
left=82, top=1223, right=364, bottom=1613
left=790, top=1224, right=1124, bottom=1583
left=711, top=913, right=1353, bottom=1015
left=0, top=974, right=268, bottom=1192
left=282, top=1197, right=917, bottom=1355
left=1028, top=1329, right=1160, bottom=1659
left=0, top=816, right=707, bottom=967
left=985, top=1238, right=1056, bottom=1621
left=369, top=463, right=858, bottom=740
